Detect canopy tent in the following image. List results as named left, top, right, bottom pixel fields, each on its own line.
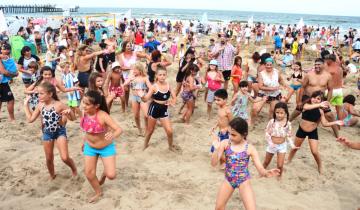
left=85, top=13, right=116, bottom=32
left=0, top=10, right=8, bottom=33
left=10, top=35, right=37, bottom=61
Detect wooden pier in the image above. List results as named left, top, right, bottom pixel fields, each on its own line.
left=0, top=5, right=79, bottom=14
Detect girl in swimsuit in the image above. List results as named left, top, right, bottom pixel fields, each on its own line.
left=24, top=82, right=77, bottom=180
left=336, top=95, right=359, bottom=127
left=287, top=91, right=344, bottom=174
left=211, top=117, right=280, bottom=210
left=285, top=62, right=303, bottom=104
left=123, top=62, right=152, bottom=135
left=136, top=68, right=177, bottom=151
left=81, top=90, right=122, bottom=203
left=180, top=64, right=200, bottom=124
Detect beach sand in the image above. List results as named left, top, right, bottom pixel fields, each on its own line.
left=0, top=35, right=359, bottom=210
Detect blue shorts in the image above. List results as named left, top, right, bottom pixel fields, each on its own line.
left=210, top=131, right=230, bottom=153
left=131, top=95, right=142, bottom=103
left=84, top=142, right=116, bottom=157
left=290, top=84, right=302, bottom=91
left=42, top=126, right=67, bottom=141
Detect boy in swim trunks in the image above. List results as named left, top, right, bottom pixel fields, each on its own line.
left=104, top=62, right=125, bottom=112
left=210, top=89, right=233, bottom=153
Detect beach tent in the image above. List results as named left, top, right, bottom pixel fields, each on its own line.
left=95, top=28, right=110, bottom=42
left=85, top=14, right=116, bottom=31
left=0, top=10, right=8, bottom=33
left=10, top=36, right=37, bottom=61
left=8, top=19, right=27, bottom=35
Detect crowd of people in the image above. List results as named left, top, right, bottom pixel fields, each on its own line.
left=0, top=16, right=359, bottom=208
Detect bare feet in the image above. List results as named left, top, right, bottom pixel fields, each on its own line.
left=72, top=168, right=78, bottom=177
left=50, top=174, right=57, bottom=180
left=89, top=192, right=102, bottom=203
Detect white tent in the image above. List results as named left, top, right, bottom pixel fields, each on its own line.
left=0, top=10, right=8, bottom=33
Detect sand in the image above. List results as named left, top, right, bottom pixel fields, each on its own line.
left=0, top=34, right=359, bottom=210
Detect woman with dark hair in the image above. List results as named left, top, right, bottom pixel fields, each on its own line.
left=336, top=94, right=360, bottom=127
left=175, top=48, right=196, bottom=96
left=147, top=49, right=172, bottom=84
left=18, top=46, right=40, bottom=87
left=251, top=57, right=289, bottom=126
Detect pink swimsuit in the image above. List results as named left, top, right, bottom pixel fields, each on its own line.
left=80, top=112, right=106, bottom=134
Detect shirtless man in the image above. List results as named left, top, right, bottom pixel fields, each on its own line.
left=324, top=53, right=343, bottom=118
left=290, top=58, right=339, bottom=137
left=75, top=45, right=107, bottom=91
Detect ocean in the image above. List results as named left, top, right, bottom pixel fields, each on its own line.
left=5, top=7, right=360, bottom=30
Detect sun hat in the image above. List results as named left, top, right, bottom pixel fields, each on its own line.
left=146, top=32, right=154, bottom=39
left=111, top=61, right=121, bottom=69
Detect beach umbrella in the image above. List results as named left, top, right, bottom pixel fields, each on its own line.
left=8, top=19, right=27, bottom=35
left=33, top=18, right=47, bottom=25
left=0, top=10, right=8, bottom=33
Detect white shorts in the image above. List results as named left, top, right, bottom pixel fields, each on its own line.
left=266, top=142, right=287, bottom=154
left=207, top=89, right=216, bottom=103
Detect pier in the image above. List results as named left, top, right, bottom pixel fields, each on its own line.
left=0, top=5, right=79, bottom=14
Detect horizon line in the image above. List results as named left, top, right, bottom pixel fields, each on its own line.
left=77, top=6, right=360, bottom=18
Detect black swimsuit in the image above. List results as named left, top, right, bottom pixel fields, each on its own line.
left=148, top=84, right=171, bottom=119
left=296, top=108, right=321, bottom=140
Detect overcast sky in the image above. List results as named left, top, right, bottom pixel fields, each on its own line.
left=5, top=0, right=360, bottom=17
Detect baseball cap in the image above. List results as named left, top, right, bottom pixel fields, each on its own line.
left=209, top=59, right=218, bottom=66
left=146, top=32, right=154, bottom=38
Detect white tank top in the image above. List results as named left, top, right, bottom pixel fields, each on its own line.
left=259, top=69, right=281, bottom=97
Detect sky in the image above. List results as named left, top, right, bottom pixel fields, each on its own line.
left=4, top=0, right=360, bottom=17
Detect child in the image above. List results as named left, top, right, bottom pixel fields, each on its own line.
left=231, top=81, right=264, bottom=125
left=170, top=39, right=178, bottom=61
left=122, top=62, right=152, bottom=135
left=263, top=102, right=297, bottom=177
left=210, top=89, right=233, bottom=153
left=287, top=91, right=344, bottom=174
left=178, top=43, right=186, bottom=59
left=231, top=56, right=243, bottom=95
left=61, top=62, right=81, bottom=117
left=24, top=82, right=77, bottom=180
left=104, top=62, right=125, bottom=112
left=203, top=60, right=224, bottom=119
left=25, top=66, right=81, bottom=111
left=336, top=94, right=359, bottom=126
left=180, top=64, right=200, bottom=124
left=137, top=67, right=177, bottom=151
left=81, top=90, right=122, bottom=203
left=28, top=61, right=40, bottom=84
left=211, top=117, right=280, bottom=210
left=285, top=62, right=303, bottom=105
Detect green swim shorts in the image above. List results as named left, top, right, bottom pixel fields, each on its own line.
left=68, top=100, right=80, bottom=107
